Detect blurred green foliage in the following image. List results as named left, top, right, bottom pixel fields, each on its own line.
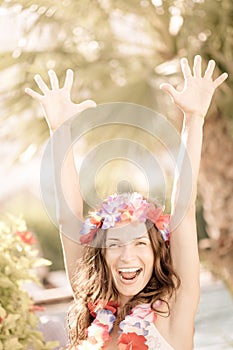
left=0, top=217, right=58, bottom=349
left=1, top=193, right=64, bottom=271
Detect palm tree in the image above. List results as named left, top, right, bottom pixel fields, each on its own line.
left=177, top=0, right=233, bottom=291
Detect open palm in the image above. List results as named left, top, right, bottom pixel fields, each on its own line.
left=25, top=69, right=96, bottom=131
left=160, top=56, right=228, bottom=117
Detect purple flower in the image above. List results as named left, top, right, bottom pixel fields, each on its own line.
left=119, top=315, right=150, bottom=337
left=102, top=213, right=121, bottom=229
left=95, top=309, right=116, bottom=332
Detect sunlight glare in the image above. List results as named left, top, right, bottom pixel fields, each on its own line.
left=152, top=0, right=163, bottom=7
left=19, top=144, right=37, bottom=163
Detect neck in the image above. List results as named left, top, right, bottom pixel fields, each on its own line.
left=118, top=294, right=132, bottom=307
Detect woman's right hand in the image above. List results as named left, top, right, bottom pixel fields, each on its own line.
left=25, top=69, right=96, bottom=132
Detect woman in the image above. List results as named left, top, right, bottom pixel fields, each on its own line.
left=69, top=192, right=179, bottom=350
left=25, top=56, right=227, bottom=349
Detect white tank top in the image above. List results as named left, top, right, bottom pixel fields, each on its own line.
left=145, top=322, right=174, bottom=349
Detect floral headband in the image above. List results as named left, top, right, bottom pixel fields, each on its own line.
left=80, top=192, right=170, bottom=245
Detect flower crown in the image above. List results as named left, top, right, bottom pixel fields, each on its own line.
left=80, top=192, right=170, bottom=245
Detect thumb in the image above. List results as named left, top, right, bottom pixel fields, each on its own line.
left=76, top=100, right=96, bottom=113
left=78, top=99, right=97, bottom=111
left=160, top=83, right=178, bottom=102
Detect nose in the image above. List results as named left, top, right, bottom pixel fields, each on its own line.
left=119, top=242, right=135, bottom=262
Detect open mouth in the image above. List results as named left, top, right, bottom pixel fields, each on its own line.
left=118, top=268, right=142, bottom=280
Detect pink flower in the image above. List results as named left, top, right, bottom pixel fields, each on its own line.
left=16, top=231, right=37, bottom=244
left=80, top=231, right=95, bottom=244
left=131, top=304, right=157, bottom=323
left=146, top=204, right=163, bottom=224
left=154, top=214, right=170, bottom=231
left=105, top=300, right=119, bottom=315
left=88, top=322, right=110, bottom=343
left=80, top=223, right=101, bottom=244
left=118, top=332, right=148, bottom=350
left=29, top=305, right=46, bottom=312
left=88, top=300, right=119, bottom=317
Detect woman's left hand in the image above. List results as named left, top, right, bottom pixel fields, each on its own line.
left=160, top=55, right=228, bottom=117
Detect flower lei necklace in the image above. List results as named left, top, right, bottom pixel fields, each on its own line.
left=76, top=300, right=159, bottom=350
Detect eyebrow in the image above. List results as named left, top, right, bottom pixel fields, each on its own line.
left=106, top=238, right=120, bottom=242
left=106, top=236, right=149, bottom=242
left=135, top=236, right=150, bottom=241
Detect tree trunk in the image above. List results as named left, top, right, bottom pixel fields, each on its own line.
left=198, top=111, right=233, bottom=292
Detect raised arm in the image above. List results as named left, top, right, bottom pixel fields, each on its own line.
left=160, top=56, right=227, bottom=346
left=25, top=70, right=96, bottom=281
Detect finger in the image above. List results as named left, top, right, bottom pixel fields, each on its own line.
left=34, top=74, right=50, bottom=94
left=204, top=60, right=215, bottom=79
left=78, top=99, right=97, bottom=110
left=193, top=55, right=202, bottom=78
left=64, top=69, right=74, bottom=90
left=180, top=58, right=192, bottom=80
left=160, top=83, right=178, bottom=102
left=25, top=87, right=43, bottom=101
left=213, top=72, right=228, bottom=89
left=48, top=70, right=59, bottom=90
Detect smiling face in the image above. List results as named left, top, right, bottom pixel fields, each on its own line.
left=105, top=223, right=154, bottom=304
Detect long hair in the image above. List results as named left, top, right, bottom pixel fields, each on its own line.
left=67, top=220, right=180, bottom=346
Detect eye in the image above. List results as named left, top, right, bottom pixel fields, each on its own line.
left=136, top=240, right=147, bottom=246
left=106, top=242, right=120, bottom=248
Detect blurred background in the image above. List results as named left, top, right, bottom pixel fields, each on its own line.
left=0, top=0, right=233, bottom=349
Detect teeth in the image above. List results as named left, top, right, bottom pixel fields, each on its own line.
left=118, top=268, right=141, bottom=273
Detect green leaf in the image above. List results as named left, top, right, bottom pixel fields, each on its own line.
left=0, top=276, right=14, bottom=288
left=33, top=257, right=52, bottom=267
left=3, top=314, right=21, bottom=330
left=3, top=338, right=23, bottom=350
left=0, top=305, right=6, bottom=319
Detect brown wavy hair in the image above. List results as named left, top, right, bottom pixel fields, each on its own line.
left=67, top=220, right=180, bottom=346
